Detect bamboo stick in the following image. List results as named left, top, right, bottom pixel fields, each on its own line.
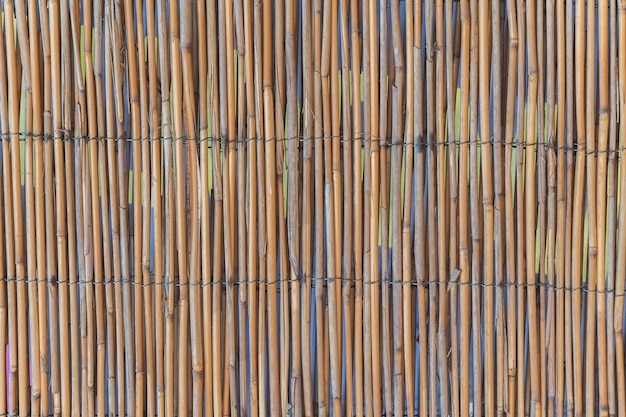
left=0, top=5, right=9, bottom=414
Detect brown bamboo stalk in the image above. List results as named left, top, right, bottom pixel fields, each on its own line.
left=490, top=1, right=506, bottom=416
left=262, top=0, right=280, bottom=414
left=596, top=2, right=610, bottom=416
left=233, top=1, right=249, bottom=414
left=479, top=0, right=495, bottom=415
left=583, top=0, right=599, bottom=413
left=564, top=0, right=576, bottom=414
left=300, top=0, right=314, bottom=414
left=168, top=0, right=190, bottom=414
left=368, top=0, right=382, bottom=413
left=339, top=0, right=354, bottom=413
left=31, top=1, right=50, bottom=414
left=223, top=0, right=238, bottom=412
left=121, top=0, right=144, bottom=412
left=555, top=0, right=567, bottom=414
left=320, top=1, right=340, bottom=415
left=614, top=4, right=626, bottom=416
left=198, top=0, right=214, bottom=413
left=515, top=0, right=527, bottom=413
left=502, top=1, right=518, bottom=412
left=468, top=2, right=484, bottom=416
left=445, top=1, right=460, bottom=414
left=145, top=0, right=163, bottom=413
left=389, top=1, right=405, bottom=415
left=401, top=0, right=415, bottom=414
left=362, top=1, right=374, bottom=414
left=571, top=0, right=587, bottom=412
left=253, top=0, right=267, bottom=413
left=0, top=6, right=9, bottom=414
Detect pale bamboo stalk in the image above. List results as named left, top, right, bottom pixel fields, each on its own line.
left=106, top=1, right=126, bottom=413
left=179, top=1, right=204, bottom=416
left=3, top=2, right=24, bottom=415
left=285, top=0, right=302, bottom=415
left=66, top=2, right=89, bottom=412
left=535, top=0, right=548, bottom=407
left=361, top=0, right=373, bottom=412
left=606, top=2, right=619, bottom=416
left=45, top=0, right=66, bottom=412
left=544, top=1, right=558, bottom=416
left=614, top=3, right=626, bottom=416
left=242, top=0, right=258, bottom=414
left=458, top=1, right=472, bottom=415
left=524, top=1, right=541, bottom=415
left=21, top=1, right=42, bottom=414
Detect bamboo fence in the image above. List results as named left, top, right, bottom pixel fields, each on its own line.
left=0, top=0, right=625, bottom=416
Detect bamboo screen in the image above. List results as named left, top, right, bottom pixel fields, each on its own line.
left=1, top=0, right=625, bottom=416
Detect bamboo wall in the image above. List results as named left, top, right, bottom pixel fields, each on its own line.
left=0, top=0, right=625, bottom=416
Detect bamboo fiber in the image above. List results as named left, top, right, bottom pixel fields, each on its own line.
left=2, top=1, right=626, bottom=416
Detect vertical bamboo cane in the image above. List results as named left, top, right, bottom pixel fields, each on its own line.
left=0, top=8, right=9, bottom=414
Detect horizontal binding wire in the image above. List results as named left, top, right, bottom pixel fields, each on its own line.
left=0, top=131, right=621, bottom=155
left=1, top=275, right=622, bottom=295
